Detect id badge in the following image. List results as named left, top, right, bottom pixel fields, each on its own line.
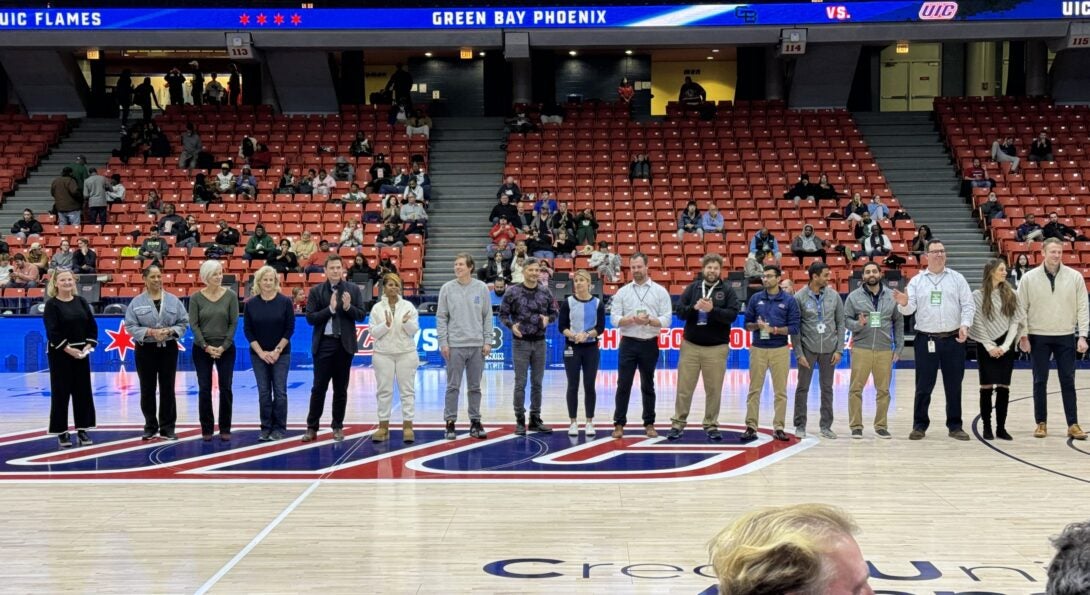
left=868, top=312, right=882, bottom=328
left=816, top=322, right=827, bottom=333
left=564, top=347, right=574, bottom=357
left=927, top=340, right=936, bottom=353
left=759, top=329, right=770, bottom=340
left=930, top=291, right=943, bottom=306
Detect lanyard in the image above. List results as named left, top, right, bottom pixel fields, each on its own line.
left=808, top=289, right=825, bottom=323
left=701, top=280, right=719, bottom=301
left=926, top=271, right=947, bottom=289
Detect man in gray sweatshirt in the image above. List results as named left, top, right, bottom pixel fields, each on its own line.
left=83, top=167, right=109, bottom=225
left=843, top=262, right=904, bottom=439
left=180, top=123, right=202, bottom=171
left=437, top=252, right=494, bottom=441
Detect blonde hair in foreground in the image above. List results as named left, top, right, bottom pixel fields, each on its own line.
left=251, top=265, right=280, bottom=295
left=708, top=503, right=858, bottom=595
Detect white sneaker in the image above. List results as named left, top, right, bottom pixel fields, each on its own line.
left=568, top=422, right=579, bottom=436
left=585, top=421, right=595, bottom=436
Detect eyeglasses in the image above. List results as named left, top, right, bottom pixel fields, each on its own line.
left=928, top=250, right=946, bottom=255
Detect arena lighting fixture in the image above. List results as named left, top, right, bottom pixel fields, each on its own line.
left=712, top=49, right=720, bottom=53
left=424, top=52, right=433, bottom=57
left=479, top=51, right=486, bottom=57
left=569, top=50, right=577, bottom=56
left=625, top=49, right=633, bottom=55
left=706, top=56, right=714, bottom=60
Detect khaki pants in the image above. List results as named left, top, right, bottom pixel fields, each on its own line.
left=671, top=341, right=730, bottom=429
left=745, top=346, right=790, bottom=430
left=848, top=347, right=893, bottom=430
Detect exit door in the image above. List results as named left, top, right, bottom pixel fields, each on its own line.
left=880, top=61, right=908, bottom=111
left=881, top=60, right=941, bottom=112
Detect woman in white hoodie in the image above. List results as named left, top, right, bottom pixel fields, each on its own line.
left=368, top=273, right=420, bottom=443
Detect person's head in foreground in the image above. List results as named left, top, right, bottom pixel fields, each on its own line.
left=709, top=503, right=873, bottom=595
left=1047, top=519, right=1090, bottom=595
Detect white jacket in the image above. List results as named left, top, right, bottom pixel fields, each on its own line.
left=368, top=296, right=420, bottom=355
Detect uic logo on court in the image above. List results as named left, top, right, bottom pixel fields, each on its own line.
left=0, top=424, right=812, bottom=482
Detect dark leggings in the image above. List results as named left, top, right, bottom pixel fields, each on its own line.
left=564, top=344, right=599, bottom=419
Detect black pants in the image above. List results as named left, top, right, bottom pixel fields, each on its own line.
left=613, top=337, right=658, bottom=427
left=1030, top=334, right=1079, bottom=426
left=307, top=336, right=354, bottom=430
left=47, top=349, right=95, bottom=434
left=912, top=333, right=964, bottom=432
left=139, top=102, right=152, bottom=123
left=564, top=344, right=599, bottom=419
left=135, top=343, right=178, bottom=435
left=88, top=206, right=107, bottom=225
left=192, top=86, right=203, bottom=106
left=193, top=344, right=235, bottom=435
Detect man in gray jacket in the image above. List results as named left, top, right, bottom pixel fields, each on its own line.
left=83, top=167, right=109, bottom=225
left=437, top=253, right=494, bottom=441
left=843, top=261, right=904, bottom=439
left=180, top=123, right=202, bottom=171
left=791, top=261, right=845, bottom=439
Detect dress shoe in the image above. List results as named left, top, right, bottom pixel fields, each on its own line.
left=1034, top=422, right=1047, bottom=438
left=332, top=428, right=345, bottom=442
left=666, top=427, right=683, bottom=441
left=301, top=429, right=318, bottom=443
left=644, top=425, right=658, bottom=438
left=1069, top=424, right=1088, bottom=440
left=220, top=432, right=231, bottom=442
left=739, top=427, right=758, bottom=442
left=908, top=429, right=926, bottom=440
left=611, top=425, right=624, bottom=439
left=202, top=434, right=213, bottom=442
left=772, top=429, right=789, bottom=441
left=949, top=429, right=971, bottom=441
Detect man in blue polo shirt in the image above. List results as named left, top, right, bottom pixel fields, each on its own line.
left=741, top=264, right=801, bottom=442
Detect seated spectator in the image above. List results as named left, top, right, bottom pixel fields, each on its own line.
left=677, top=201, right=703, bottom=241
left=380, top=194, right=403, bottom=223
left=588, top=241, right=621, bottom=283
left=11, top=209, right=43, bottom=240
left=238, top=134, right=257, bottom=163
left=532, top=190, right=558, bottom=214
left=303, top=240, right=333, bottom=274
left=678, top=76, right=706, bottom=106
left=743, top=252, right=767, bottom=280
left=399, top=194, right=428, bottom=237
left=0, top=253, right=13, bottom=286
left=574, top=208, right=598, bottom=245
left=25, top=242, right=49, bottom=275
left=629, top=154, right=651, bottom=180
left=783, top=173, right=815, bottom=203
left=1017, top=214, right=1045, bottom=242
left=144, top=126, right=172, bottom=160
left=405, top=109, right=432, bottom=139
left=791, top=224, right=827, bottom=261
left=489, top=194, right=519, bottom=224
left=296, top=169, right=316, bottom=195
left=409, top=163, right=431, bottom=201
left=138, top=228, right=167, bottom=263
left=504, top=108, right=536, bottom=136
left=73, top=238, right=97, bottom=274
left=268, top=238, right=298, bottom=273
left=278, top=169, right=298, bottom=194
left=910, top=224, right=933, bottom=261
left=192, top=174, right=220, bottom=204
left=349, top=132, right=372, bottom=158
left=341, top=182, right=366, bottom=205
left=293, top=230, right=318, bottom=263
left=1010, top=253, right=1031, bottom=288
left=496, top=176, right=522, bottom=201
left=530, top=204, right=555, bottom=240
left=291, top=287, right=307, bottom=312
left=106, top=174, right=126, bottom=204
left=478, top=250, right=511, bottom=284
left=551, top=229, right=576, bottom=257
left=377, top=256, right=398, bottom=277
left=379, top=168, right=412, bottom=195
left=49, top=239, right=73, bottom=273
left=862, top=223, right=892, bottom=257
left=332, top=156, right=355, bottom=183
left=1043, top=212, right=1090, bottom=243
left=990, top=135, right=1020, bottom=173
left=389, top=99, right=409, bottom=125
left=853, top=212, right=878, bottom=242
left=527, top=228, right=554, bottom=259
left=375, top=221, right=406, bottom=248
left=7, top=253, right=39, bottom=288
left=213, top=219, right=241, bottom=251
left=244, top=224, right=275, bottom=261
left=868, top=196, right=890, bottom=222
left=249, top=143, right=272, bottom=170
left=1029, top=131, right=1054, bottom=162
left=813, top=173, right=840, bottom=201
left=157, top=204, right=186, bottom=237
left=490, top=217, right=517, bottom=246
left=215, top=163, right=236, bottom=194
left=962, top=157, right=994, bottom=195
left=701, top=203, right=725, bottom=234
left=843, top=193, right=868, bottom=223
left=979, top=192, right=1006, bottom=221
left=402, top=178, right=425, bottom=203
left=749, top=227, right=782, bottom=263
left=490, top=277, right=508, bottom=306
left=486, top=237, right=514, bottom=262
left=339, top=219, right=364, bottom=248
left=367, top=154, right=393, bottom=192
left=514, top=201, right=534, bottom=233
left=347, top=254, right=379, bottom=282
left=313, top=168, right=337, bottom=197
left=540, top=102, right=564, bottom=125
left=509, top=242, right=529, bottom=283
left=176, top=214, right=201, bottom=249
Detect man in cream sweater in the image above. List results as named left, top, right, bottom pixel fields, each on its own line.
left=1017, top=238, right=1089, bottom=440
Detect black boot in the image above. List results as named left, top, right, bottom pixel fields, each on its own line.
left=529, top=414, right=553, bottom=434
left=515, top=414, right=526, bottom=436
left=995, top=387, right=1012, bottom=440
left=980, top=387, right=994, bottom=440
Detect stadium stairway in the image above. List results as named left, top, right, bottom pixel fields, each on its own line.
left=854, top=111, right=993, bottom=287
left=0, top=117, right=119, bottom=231
left=421, top=116, right=507, bottom=294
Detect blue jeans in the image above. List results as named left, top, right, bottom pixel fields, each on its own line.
left=252, top=351, right=290, bottom=435
left=58, top=210, right=81, bottom=226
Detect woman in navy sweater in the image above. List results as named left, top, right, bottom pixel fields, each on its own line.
left=243, top=266, right=295, bottom=441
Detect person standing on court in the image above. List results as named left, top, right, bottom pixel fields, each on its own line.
left=500, top=257, right=558, bottom=435
left=44, top=270, right=98, bottom=449
left=1017, top=238, right=1089, bottom=440
left=609, top=252, right=673, bottom=439
left=667, top=253, right=740, bottom=441
left=558, top=269, right=606, bottom=437
left=243, top=266, right=294, bottom=442
left=970, top=258, right=1023, bottom=441
left=892, top=239, right=975, bottom=441
left=437, top=253, right=493, bottom=441
left=368, top=273, right=420, bottom=443
left=741, top=264, right=801, bottom=442
left=791, top=261, right=845, bottom=440
left=843, top=261, right=903, bottom=439
left=125, top=263, right=189, bottom=441
left=189, top=260, right=239, bottom=442
left=302, top=254, right=367, bottom=443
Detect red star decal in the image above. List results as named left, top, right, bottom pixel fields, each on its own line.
left=104, top=321, right=136, bottom=361
left=239, top=13, right=250, bottom=25
left=291, top=13, right=302, bottom=25
left=256, top=13, right=267, bottom=25
left=273, top=13, right=284, bottom=25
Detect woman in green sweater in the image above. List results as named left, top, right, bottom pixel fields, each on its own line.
left=189, top=259, right=239, bottom=441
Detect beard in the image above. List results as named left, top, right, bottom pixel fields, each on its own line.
left=703, top=272, right=720, bottom=284
left=865, top=277, right=880, bottom=287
